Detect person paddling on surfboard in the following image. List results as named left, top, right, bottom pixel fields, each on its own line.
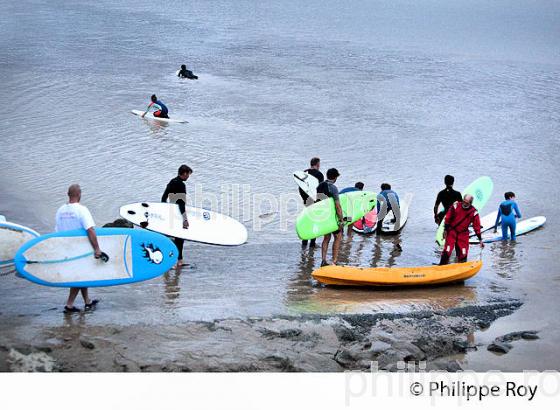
left=142, top=94, right=169, bottom=119
left=56, top=184, right=105, bottom=314
left=439, top=194, right=484, bottom=265
left=317, top=168, right=344, bottom=266
left=299, top=157, right=324, bottom=248
left=161, top=164, right=193, bottom=267
left=434, top=175, right=462, bottom=225
left=493, top=191, right=522, bottom=240
left=177, top=64, right=198, bottom=79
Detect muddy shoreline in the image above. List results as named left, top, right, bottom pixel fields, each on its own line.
left=1, top=300, right=536, bottom=372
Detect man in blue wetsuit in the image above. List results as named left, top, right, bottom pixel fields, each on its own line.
left=340, top=182, right=364, bottom=194
left=493, top=191, right=522, bottom=240
left=377, top=183, right=400, bottom=233
left=142, top=94, right=169, bottom=119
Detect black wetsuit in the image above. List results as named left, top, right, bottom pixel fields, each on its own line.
left=435, top=187, right=462, bottom=224
left=162, top=176, right=187, bottom=260
left=298, top=168, right=324, bottom=203
left=299, top=168, right=324, bottom=247
left=178, top=69, right=198, bottom=79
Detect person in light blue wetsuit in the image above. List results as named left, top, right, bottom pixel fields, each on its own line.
left=494, top=191, right=522, bottom=240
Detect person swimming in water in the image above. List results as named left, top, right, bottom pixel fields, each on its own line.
left=177, top=65, right=198, bottom=79
left=142, top=94, right=169, bottom=119
left=493, top=191, right=522, bottom=240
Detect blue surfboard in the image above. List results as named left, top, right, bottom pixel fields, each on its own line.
left=15, top=228, right=178, bottom=287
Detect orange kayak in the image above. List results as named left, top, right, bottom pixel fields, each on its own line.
left=312, top=260, right=482, bottom=287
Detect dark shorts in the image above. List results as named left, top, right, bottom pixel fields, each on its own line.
left=154, top=110, right=169, bottom=119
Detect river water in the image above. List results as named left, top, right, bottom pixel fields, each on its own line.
left=1, top=0, right=559, bottom=370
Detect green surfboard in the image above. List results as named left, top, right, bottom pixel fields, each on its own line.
left=296, top=191, right=377, bottom=240
left=435, top=176, right=494, bottom=246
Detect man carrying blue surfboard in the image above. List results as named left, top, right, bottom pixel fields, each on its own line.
left=56, top=184, right=104, bottom=313
left=162, top=164, right=193, bottom=267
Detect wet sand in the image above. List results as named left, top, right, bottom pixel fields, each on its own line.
left=0, top=301, right=524, bottom=372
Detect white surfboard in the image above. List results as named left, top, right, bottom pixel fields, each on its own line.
left=470, top=216, right=546, bottom=243
left=469, top=210, right=498, bottom=237
left=131, top=110, right=188, bottom=124
left=119, top=202, right=248, bottom=246
left=293, top=171, right=319, bottom=201
left=380, top=197, right=410, bottom=233
left=0, top=219, right=40, bottom=269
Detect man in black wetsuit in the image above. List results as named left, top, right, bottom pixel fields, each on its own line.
left=433, top=175, right=462, bottom=225
left=162, top=164, right=193, bottom=267
left=177, top=64, right=198, bottom=79
left=299, top=157, right=324, bottom=248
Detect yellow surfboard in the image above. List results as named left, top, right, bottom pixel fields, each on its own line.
left=312, top=260, right=482, bottom=287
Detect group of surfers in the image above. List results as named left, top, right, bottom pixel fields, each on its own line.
left=298, top=158, right=522, bottom=267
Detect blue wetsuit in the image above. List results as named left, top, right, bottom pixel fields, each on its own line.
left=339, top=187, right=359, bottom=194
left=494, top=200, right=522, bottom=240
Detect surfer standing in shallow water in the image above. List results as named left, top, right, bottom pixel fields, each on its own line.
left=439, top=194, right=484, bottom=265
left=493, top=191, right=522, bottom=240
left=161, top=165, right=192, bottom=267
left=299, top=157, right=324, bottom=248
left=142, top=94, right=169, bottom=119
left=317, top=168, right=344, bottom=266
left=56, top=184, right=104, bottom=313
left=433, top=175, right=463, bottom=225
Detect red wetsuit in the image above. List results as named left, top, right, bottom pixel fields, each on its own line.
left=440, top=202, right=482, bottom=265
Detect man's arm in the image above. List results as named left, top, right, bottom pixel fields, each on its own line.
left=161, top=183, right=170, bottom=203
left=86, top=227, right=102, bottom=258
left=473, top=212, right=484, bottom=248
left=142, top=102, right=153, bottom=118
left=494, top=207, right=502, bottom=232
left=334, top=200, right=344, bottom=226
left=433, top=192, right=442, bottom=217
left=514, top=203, right=522, bottom=219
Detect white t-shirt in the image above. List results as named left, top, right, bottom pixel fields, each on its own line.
left=55, top=203, right=95, bottom=232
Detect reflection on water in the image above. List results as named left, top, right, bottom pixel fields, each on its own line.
left=490, top=241, right=522, bottom=280
left=371, top=235, right=403, bottom=268
left=288, top=282, right=478, bottom=315
left=163, top=267, right=182, bottom=306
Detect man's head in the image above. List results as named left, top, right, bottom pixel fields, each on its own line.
left=326, top=168, right=340, bottom=182
left=310, top=157, right=320, bottom=169
left=178, top=164, right=193, bottom=181
left=444, top=175, right=455, bottom=187
left=67, top=184, right=81, bottom=203
left=181, top=64, right=186, bottom=70
left=381, top=183, right=391, bottom=191
left=354, top=182, right=364, bottom=190
left=151, top=94, right=158, bottom=103
left=504, top=191, right=516, bottom=200
left=462, top=194, right=474, bottom=208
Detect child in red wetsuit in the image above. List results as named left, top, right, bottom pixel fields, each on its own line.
left=439, top=194, right=484, bottom=265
